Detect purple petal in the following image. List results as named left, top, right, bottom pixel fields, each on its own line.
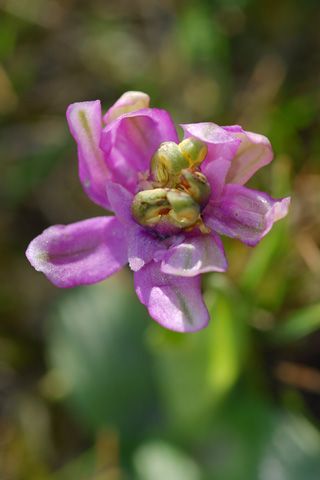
left=224, top=125, right=274, bottom=185
left=152, top=233, right=186, bottom=262
left=181, top=122, right=241, bottom=163
left=100, top=108, right=179, bottom=193
left=106, top=182, right=135, bottom=226
left=103, top=91, right=150, bottom=124
left=67, top=101, right=113, bottom=209
left=128, top=226, right=166, bottom=272
left=201, top=157, right=233, bottom=202
left=205, top=184, right=291, bottom=247
left=160, top=232, right=228, bottom=276
left=26, top=217, right=128, bottom=288
left=134, top=262, right=210, bottom=332
left=181, top=123, right=241, bottom=200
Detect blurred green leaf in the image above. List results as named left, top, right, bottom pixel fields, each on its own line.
left=259, top=413, right=320, bottom=480
left=206, top=276, right=248, bottom=398
left=46, top=274, right=157, bottom=443
left=2, top=144, right=70, bottom=206
left=177, top=6, right=229, bottom=64
left=145, top=323, right=216, bottom=437
left=240, top=221, right=288, bottom=295
left=133, top=440, right=201, bottom=480
left=195, top=390, right=320, bottom=480
left=0, top=17, right=17, bottom=60
left=145, top=276, right=249, bottom=438
left=44, top=449, right=95, bottom=480
left=198, top=391, right=274, bottom=480
left=268, top=94, right=319, bottom=158
left=272, top=302, right=320, bottom=343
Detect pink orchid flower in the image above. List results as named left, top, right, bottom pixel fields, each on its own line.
left=26, top=91, right=290, bottom=332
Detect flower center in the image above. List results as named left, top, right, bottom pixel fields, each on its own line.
left=131, top=137, right=211, bottom=236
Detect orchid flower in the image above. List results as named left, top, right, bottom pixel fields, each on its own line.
left=26, top=92, right=290, bottom=332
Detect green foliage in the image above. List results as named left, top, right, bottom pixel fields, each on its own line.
left=46, top=277, right=157, bottom=442
left=273, top=303, right=320, bottom=343
left=133, top=440, right=201, bottom=480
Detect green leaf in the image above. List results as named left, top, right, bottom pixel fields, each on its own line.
left=145, top=275, right=249, bottom=438
left=43, top=449, right=95, bottom=480
left=205, top=276, right=248, bottom=398
left=133, top=440, right=201, bottom=480
left=195, top=390, right=320, bottom=480
left=240, top=220, right=287, bottom=294
left=272, top=302, right=320, bottom=343
left=46, top=274, right=157, bottom=441
left=259, top=413, right=320, bottom=480
left=2, top=144, right=70, bottom=206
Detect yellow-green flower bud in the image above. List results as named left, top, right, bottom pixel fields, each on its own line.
left=179, top=168, right=211, bottom=210
left=131, top=136, right=211, bottom=234
left=131, top=187, right=201, bottom=231
left=166, top=189, right=200, bottom=228
left=150, top=142, right=189, bottom=186
left=179, top=137, right=208, bottom=167
left=131, top=188, right=170, bottom=226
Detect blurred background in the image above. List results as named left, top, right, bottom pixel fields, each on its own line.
left=1, top=0, right=320, bottom=478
